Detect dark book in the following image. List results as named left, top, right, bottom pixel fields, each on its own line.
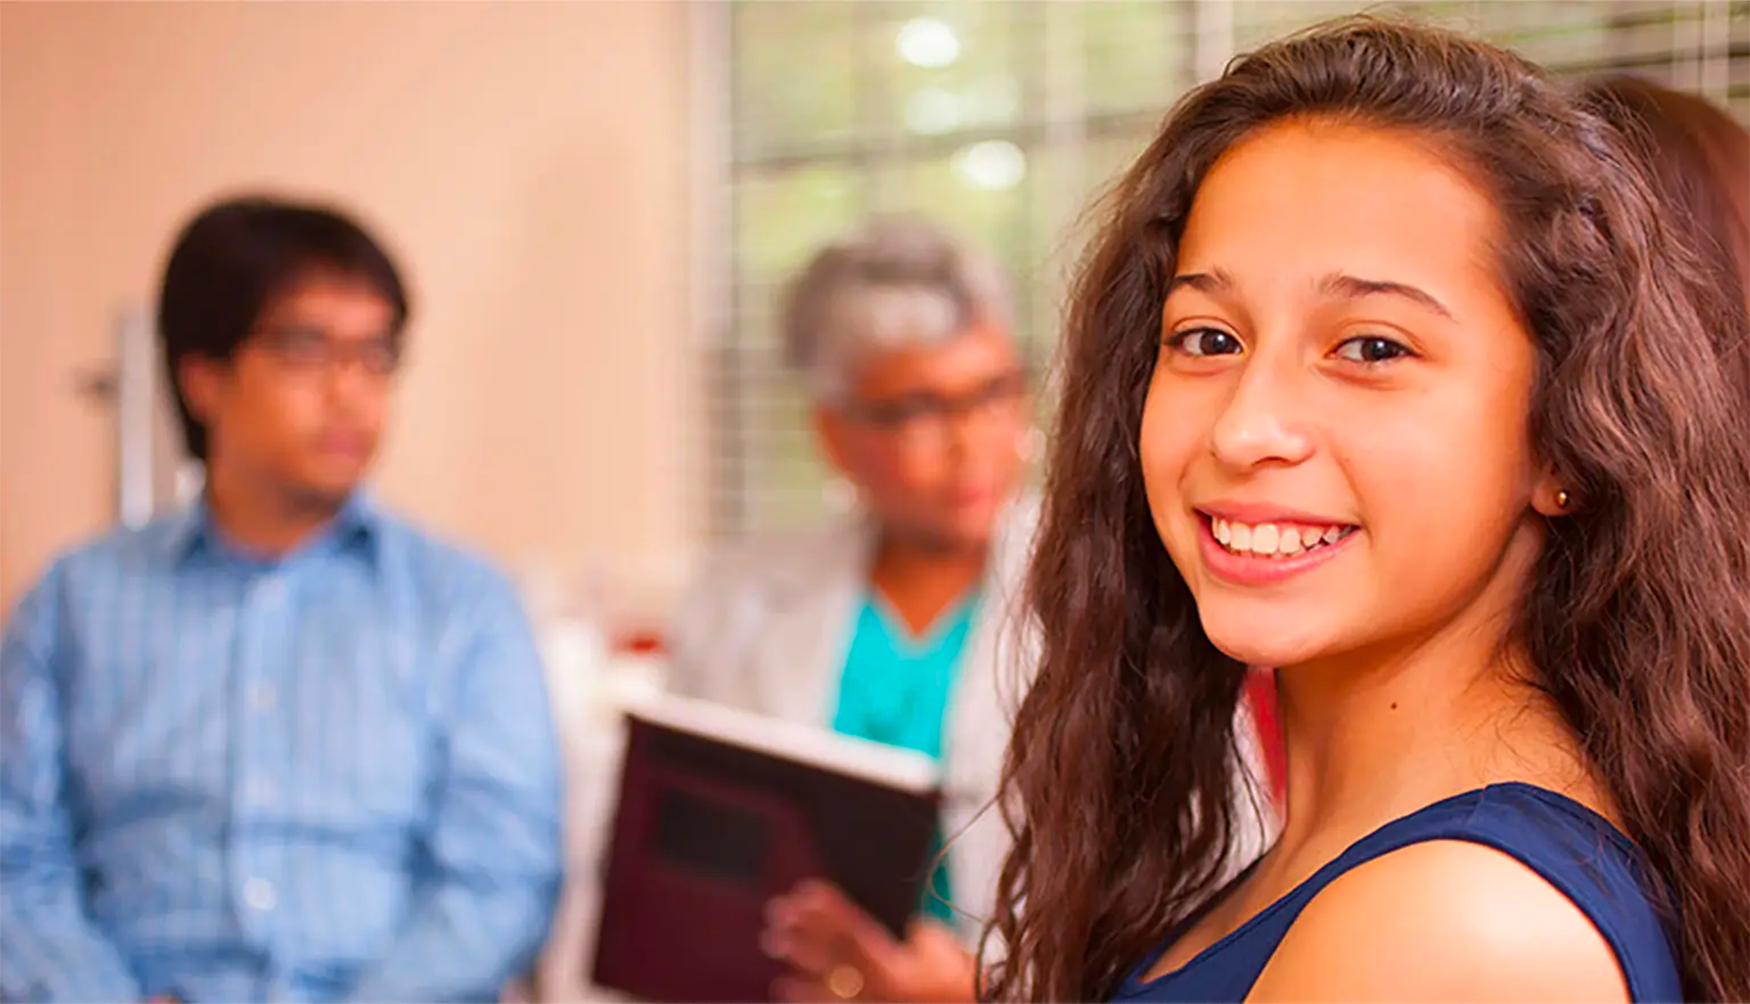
left=591, top=694, right=942, bottom=1003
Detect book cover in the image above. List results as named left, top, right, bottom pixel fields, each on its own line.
left=592, top=694, right=943, bottom=1003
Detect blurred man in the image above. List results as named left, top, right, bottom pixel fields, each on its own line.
left=0, top=197, right=563, bottom=1002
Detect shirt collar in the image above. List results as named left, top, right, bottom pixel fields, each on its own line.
left=165, top=490, right=383, bottom=568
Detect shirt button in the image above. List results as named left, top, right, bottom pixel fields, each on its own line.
left=244, top=877, right=277, bottom=912
left=251, top=682, right=278, bottom=714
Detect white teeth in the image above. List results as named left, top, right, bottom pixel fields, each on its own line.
left=1280, top=527, right=1303, bottom=554
left=1210, top=516, right=1352, bottom=558
left=1251, top=524, right=1280, bottom=553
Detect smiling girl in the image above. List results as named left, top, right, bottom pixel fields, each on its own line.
left=984, top=18, right=1750, bottom=1004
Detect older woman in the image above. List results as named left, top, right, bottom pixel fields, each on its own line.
left=667, top=218, right=1276, bottom=1003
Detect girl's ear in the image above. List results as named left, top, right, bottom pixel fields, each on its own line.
left=1531, top=469, right=1572, bottom=517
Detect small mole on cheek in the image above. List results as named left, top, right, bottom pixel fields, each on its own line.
left=1390, top=702, right=1399, bottom=711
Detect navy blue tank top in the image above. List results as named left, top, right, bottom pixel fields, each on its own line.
left=1114, top=783, right=1682, bottom=1002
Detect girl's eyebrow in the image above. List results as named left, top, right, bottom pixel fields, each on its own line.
left=1167, top=268, right=1454, bottom=321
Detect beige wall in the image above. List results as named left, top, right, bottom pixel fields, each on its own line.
left=0, top=1, right=703, bottom=612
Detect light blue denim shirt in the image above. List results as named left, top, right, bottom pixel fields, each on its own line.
left=0, top=494, right=564, bottom=1002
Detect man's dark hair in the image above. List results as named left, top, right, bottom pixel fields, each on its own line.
left=157, top=195, right=410, bottom=461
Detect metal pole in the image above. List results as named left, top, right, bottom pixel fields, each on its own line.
left=114, top=305, right=157, bottom=529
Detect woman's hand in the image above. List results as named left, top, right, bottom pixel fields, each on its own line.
left=762, top=880, right=978, bottom=1003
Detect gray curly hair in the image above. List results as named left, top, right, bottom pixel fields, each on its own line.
left=780, top=216, right=1011, bottom=402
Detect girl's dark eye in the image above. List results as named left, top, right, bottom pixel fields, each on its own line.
left=1172, top=328, right=1243, bottom=357
left=1335, top=335, right=1412, bottom=364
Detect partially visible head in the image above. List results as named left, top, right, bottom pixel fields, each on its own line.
left=1579, top=76, right=1750, bottom=312
left=988, top=18, right=1750, bottom=1003
left=159, top=196, right=409, bottom=507
left=783, top=217, right=1028, bottom=552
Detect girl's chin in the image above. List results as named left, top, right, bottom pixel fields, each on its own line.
left=1200, top=616, right=1333, bottom=670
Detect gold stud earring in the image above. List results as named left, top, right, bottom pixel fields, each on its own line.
left=1555, top=489, right=1571, bottom=510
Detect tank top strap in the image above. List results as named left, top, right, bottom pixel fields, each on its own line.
left=1306, top=782, right=1678, bottom=993
left=1115, top=782, right=1683, bottom=1003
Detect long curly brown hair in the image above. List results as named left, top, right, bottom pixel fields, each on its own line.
left=982, top=18, right=1750, bottom=1003
left=1579, top=75, right=1750, bottom=307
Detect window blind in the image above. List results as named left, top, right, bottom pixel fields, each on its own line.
left=711, top=0, right=1749, bottom=538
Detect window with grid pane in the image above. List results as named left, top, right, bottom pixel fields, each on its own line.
left=715, top=0, right=1749, bottom=538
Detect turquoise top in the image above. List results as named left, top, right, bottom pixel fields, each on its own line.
left=831, top=591, right=979, bottom=924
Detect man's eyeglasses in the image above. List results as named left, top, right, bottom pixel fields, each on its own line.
left=252, top=324, right=403, bottom=378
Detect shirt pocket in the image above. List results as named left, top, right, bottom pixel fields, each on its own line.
left=62, top=596, right=235, bottom=832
